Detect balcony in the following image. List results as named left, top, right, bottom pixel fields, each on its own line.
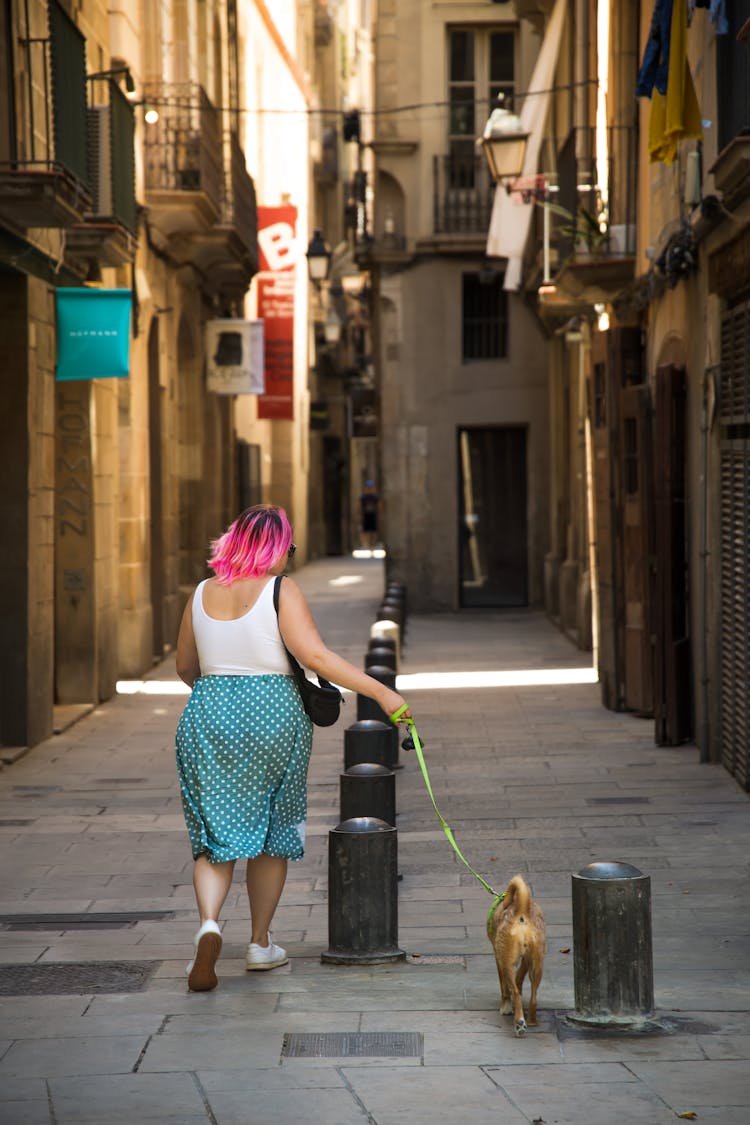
left=431, top=154, right=495, bottom=244
left=65, top=80, right=137, bottom=268
left=198, top=131, right=259, bottom=301
left=537, top=126, right=637, bottom=320
left=0, top=0, right=91, bottom=229
left=142, top=82, right=223, bottom=252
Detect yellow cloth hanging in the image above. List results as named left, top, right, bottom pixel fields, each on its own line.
left=648, top=0, right=702, bottom=164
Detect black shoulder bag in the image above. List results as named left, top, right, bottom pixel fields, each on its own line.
left=273, top=576, right=343, bottom=727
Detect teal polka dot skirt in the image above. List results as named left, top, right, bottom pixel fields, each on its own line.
left=176, top=674, right=313, bottom=864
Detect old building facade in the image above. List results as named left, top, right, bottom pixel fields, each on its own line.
left=364, top=0, right=552, bottom=612
left=0, top=0, right=355, bottom=754
left=516, top=0, right=750, bottom=789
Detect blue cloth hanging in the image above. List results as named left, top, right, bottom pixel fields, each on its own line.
left=636, top=0, right=675, bottom=98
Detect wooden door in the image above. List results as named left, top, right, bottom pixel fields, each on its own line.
left=654, top=364, right=692, bottom=744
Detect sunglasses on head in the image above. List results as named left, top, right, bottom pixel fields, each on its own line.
left=287, top=543, right=296, bottom=558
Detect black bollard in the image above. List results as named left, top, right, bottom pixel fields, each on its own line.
left=365, top=646, right=397, bottom=672
left=340, top=763, right=396, bottom=826
left=321, top=817, right=404, bottom=965
left=357, top=665, right=397, bottom=724
left=368, top=635, right=396, bottom=654
left=379, top=601, right=404, bottom=629
left=344, top=719, right=399, bottom=770
left=571, top=861, right=654, bottom=1026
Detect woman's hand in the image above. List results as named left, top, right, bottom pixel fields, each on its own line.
left=378, top=687, right=412, bottom=724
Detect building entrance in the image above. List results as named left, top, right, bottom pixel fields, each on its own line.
left=458, top=426, right=528, bottom=607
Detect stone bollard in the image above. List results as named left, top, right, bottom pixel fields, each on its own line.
left=340, top=763, right=396, bottom=826
left=344, top=719, right=399, bottom=770
left=370, top=620, right=400, bottom=662
left=571, top=861, right=654, bottom=1026
left=365, top=646, right=397, bottom=672
left=321, top=817, right=404, bottom=965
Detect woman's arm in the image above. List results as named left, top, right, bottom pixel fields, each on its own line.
left=175, top=591, right=201, bottom=687
left=278, top=578, right=411, bottom=720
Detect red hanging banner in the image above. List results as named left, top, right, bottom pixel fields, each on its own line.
left=256, top=205, right=298, bottom=420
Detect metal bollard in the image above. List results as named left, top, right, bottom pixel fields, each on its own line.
left=344, top=719, right=399, bottom=770
left=357, top=665, right=397, bottom=725
left=340, top=763, right=396, bottom=826
left=365, top=646, right=397, bottom=672
left=378, top=603, right=404, bottom=634
left=368, top=634, right=397, bottom=654
left=321, top=817, right=404, bottom=965
left=571, top=861, right=654, bottom=1025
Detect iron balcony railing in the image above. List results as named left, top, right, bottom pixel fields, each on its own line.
left=142, top=82, right=223, bottom=212
left=221, top=130, right=257, bottom=248
left=433, top=153, right=496, bottom=235
left=1, top=0, right=88, bottom=184
left=552, top=125, right=637, bottom=259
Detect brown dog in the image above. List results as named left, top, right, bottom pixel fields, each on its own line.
left=487, top=874, right=546, bottom=1036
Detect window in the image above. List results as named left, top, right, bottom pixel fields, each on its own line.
left=448, top=27, right=515, bottom=187
left=462, top=272, right=508, bottom=360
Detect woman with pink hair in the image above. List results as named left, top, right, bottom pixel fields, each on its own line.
left=175, top=504, right=410, bottom=991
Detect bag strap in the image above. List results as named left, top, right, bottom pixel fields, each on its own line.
left=272, top=575, right=302, bottom=676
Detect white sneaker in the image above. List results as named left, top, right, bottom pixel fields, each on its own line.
left=186, top=919, right=222, bottom=992
left=245, top=935, right=288, bottom=971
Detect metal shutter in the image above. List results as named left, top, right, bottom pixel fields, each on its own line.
left=719, top=300, right=750, bottom=790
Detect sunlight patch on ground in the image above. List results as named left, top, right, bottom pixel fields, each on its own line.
left=328, top=575, right=364, bottom=587
left=117, top=665, right=598, bottom=697
left=117, top=680, right=190, bottom=695
left=395, top=667, right=598, bottom=690
left=352, top=548, right=387, bottom=559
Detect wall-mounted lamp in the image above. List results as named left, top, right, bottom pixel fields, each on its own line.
left=142, top=104, right=160, bottom=125
left=87, top=66, right=135, bottom=93
left=306, top=229, right=332, bottom=284
left=324, top=307, right=342, bottom=345
left=478, top=96, right=528, bottom=185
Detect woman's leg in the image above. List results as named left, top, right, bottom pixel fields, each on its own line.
left=246, top=854, right=288, bottom=944
left=193, top=855, right=236, bottom=922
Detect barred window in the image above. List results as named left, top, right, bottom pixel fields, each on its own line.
left=462, top=272, right=508, bottom=360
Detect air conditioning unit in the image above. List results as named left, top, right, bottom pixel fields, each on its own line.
left=86, top=105, right=113, bottom=217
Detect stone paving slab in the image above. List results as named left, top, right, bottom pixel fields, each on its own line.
left=0, top=556, right=749, bottom=1123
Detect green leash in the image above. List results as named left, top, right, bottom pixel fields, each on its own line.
left=390, top=704, right=505, bottom=916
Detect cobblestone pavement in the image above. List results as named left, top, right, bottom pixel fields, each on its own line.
left=0, top=556, right=748, bottom=1124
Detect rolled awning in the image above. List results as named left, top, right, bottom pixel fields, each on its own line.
left=485, top=0, right=567, bottom=291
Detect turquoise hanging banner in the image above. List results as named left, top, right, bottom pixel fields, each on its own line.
left=55, top=288, right=132, bottom=381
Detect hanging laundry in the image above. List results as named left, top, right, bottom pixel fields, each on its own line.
left=647, top=0, right=703, bottom=164
left=636, top=0, right=674, bottom=97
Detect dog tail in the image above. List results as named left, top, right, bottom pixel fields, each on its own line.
left=505, top=874, right=532, bottom=919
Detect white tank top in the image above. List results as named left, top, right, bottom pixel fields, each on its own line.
left=191, top=577, right=291, bottom=677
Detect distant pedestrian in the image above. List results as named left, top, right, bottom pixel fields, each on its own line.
left=175, top=504, right=410, bottom=991
left=359, top=479, right=380, bottom=550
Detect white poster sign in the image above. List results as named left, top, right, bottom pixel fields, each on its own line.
left=206, top=319, right=265, bottom=395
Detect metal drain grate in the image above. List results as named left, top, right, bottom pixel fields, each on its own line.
left=0, top=911, right=175, bottom=931
left=282, top=1032, right=423, bottom=1059
left=586, top=796, right=651, bottom=805
left=0, top=961, right=161, bottom=996
left=406, top=954, right=465, bottom=965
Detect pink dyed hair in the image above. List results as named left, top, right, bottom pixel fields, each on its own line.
left=208, top=505, right=293, bottom=583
